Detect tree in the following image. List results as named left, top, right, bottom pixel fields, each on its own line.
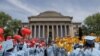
left=82, top=25, right=89, bottom=35
left=4, top=19, right=22, bottom=37
left=8, top=19, right=21, bottom=34
left=0, top=11, right=22, bottom=38
left=84, top=13, right=100, bottom=35
left=0, top=12, right=12, bottom=27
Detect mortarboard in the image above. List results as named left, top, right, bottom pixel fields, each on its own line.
left=84, top=36, right=96, bottom=47
left=84, top=36, right=96, bottom=40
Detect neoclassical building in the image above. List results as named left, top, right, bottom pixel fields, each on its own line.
left=22, top=11, right=81, bottom=41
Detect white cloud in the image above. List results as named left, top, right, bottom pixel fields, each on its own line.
left=3, top=0, right=100, bottom=22
left=7, top=0, right=39, bottom=15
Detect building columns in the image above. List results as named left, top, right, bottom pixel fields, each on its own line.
left=47, top=25, right=49, bottom=38
left=43, top=25, right=45, bottom=38
left=52, top=25, right=54, bottom=41
left=32, top=24, right=73, bottom=39
left=65, top=25, right=67, bottom=36
left=34, top=25, right=36, bottom=38
left=69, top=24, right=74, bottom=37
left=60, top=25, right=63, bottom=37
left=56, top=25, right=58, bottom=37
left=38, top=25, right=40, bottom=38
left=30, top=25, right=32, bottom=39
left=47, top=25, right=49, bottom=43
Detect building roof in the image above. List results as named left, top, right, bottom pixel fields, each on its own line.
left=28, top=11, right=72, bottom=19
left=72, top=22, right=81, bottom=24
left=38, top=11, right=63, bottom=16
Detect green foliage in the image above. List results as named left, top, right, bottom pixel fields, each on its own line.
left=7, top=19, right=21, bottom=34
left=0, top=11, right=22, bottom=38
left=0, top=12, right=11, bottom=27
left=82, top=25, right=89, bottom=35
left=84, top=13, right=100, bottom=35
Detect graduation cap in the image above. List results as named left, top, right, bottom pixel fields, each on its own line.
left=84, top=36, right=96, bottom=47
left=84, top=36, right=96, bottom=40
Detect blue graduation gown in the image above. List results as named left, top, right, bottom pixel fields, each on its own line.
left=70, top=48, right=84, bottom=56
left=47, top=46, right=54, bottom=56
left=83, top=48, right=100, bottom=56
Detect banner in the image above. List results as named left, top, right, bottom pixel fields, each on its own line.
left=2, top=39, right=13, bottom=51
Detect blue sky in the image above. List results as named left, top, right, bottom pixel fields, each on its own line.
left=0, top=0, right=100, bottom=22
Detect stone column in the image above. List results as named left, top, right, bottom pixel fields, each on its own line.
left=34, top=25, right=36, bottom=38
left=56, top=25, right=58, bottom=37
left=61, top=25, right=63, bottom=37
left=65, top=25, right=67, bottom=37
left=43, top=25, right=45, bottom=38
left=47, top=25, right=49, bottom=44
left=38, top=25, right=40, bottom=38
left=47, top=25, right=49, bottom=38
left=52, top=25, right=54, bottom=41
left=30, top=25, right=32, bottom=38
left=69, top=24, right=74, bottom=37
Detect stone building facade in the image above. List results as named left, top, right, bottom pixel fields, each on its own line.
left=22, top=11, right=81, bottom=40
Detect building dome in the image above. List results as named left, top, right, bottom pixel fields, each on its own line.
left=28, top=11, right=73, bottom=19
left=38, top=11, right=63, bottom=17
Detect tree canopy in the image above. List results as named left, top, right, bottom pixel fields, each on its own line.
left=0, top=11, right=22, bottom=38
left=0, top=12, right=12, bottom=27
left=83, top=13, right=100, bottom=35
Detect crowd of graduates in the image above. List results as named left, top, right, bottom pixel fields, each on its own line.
left=0, top=27, right=100, bottom=56
left=0, top=27, right=69, bottom=56
left=55, top=33, right=100, bottom=56
left=55, top=34, right=100, bottom=53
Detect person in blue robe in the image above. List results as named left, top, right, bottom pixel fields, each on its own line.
left=44, top=46, right=48, bottom=56
left=71, top=36, right=100, bottom=56
left=47, top=45, right=54, bottom=56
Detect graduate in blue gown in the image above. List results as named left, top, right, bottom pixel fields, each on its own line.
left=39, top=46, right=44, bottom=56
left=52, top=42, right=59, bottom=56
left=83, top=36, right=100, bottom=56
left=44, top=46, right=48, bottom=56
left=33, top=43, right=41, bottom=56
left=71, top=36, right=100, bottom=56
left=70, top=44, right=83, bottom=56
left=0, top=42, right=4, bottom=56
left=47, top=44, right=54, bottom=56
left=58, top=47, right=66, bottom=56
